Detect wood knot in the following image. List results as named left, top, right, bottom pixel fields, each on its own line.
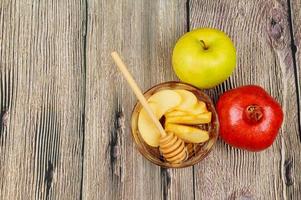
left=108, top=102, right=124, bottom=180
left=45, top=160, right=55, bottom=198
left=267, top=8, right=286, bottom=49
left=1, top=110, right=9, bottom=128
left=284, top=159, right=294, bottom=186
left=270, top=19, right=282, bottom=39
left=109, top=108, right=124, bottom=163
left=228, top=188, right=254, bottom=200
left=161, top=168, right=171, bottom=199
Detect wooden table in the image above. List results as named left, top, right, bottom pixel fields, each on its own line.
left=0, top=0, right=300, bottom=199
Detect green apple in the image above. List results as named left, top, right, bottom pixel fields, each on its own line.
left=172, top=28, right=236, bottom=89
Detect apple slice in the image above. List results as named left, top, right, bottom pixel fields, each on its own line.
left=138, top=90, right=181, bottom=147
left=165, top=123, right=209, bottom=143
left=174, top=89, right=198, bottom=110
left=166, top=101, right=208, bottom=117
left=138, top=103, right=162, bottom=147
left=188, top=101, right=208, bottom=115
left=148, top=89, right=181, bottom=113
left=165, top=110, right=187, bottom=117
left=165, top=112, right=212, bottom=125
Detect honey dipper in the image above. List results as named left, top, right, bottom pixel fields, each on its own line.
left=111, top=52, right=187, bottom=164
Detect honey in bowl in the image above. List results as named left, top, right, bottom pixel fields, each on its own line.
left=131, top=81, right=219, bottom=168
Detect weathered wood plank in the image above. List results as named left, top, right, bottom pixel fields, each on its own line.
left=0, top=0, right=86, bottom=199
left=290, top=2, right=301, bottom=136
left=82, top=0, right=193, bottom=199
left=289, top=0, right=301, bottom=198
left=189, top=0, right=301, bottom=199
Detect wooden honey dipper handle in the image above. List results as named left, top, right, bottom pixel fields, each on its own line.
left=111, top=51, right=167, bottom=137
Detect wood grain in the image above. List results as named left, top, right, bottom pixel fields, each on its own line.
left=0, top=0, right=300, bottom=199
left=289, top=0, right=301, bottom=197
left=0, top=0, right=86, bottom=199
left=82, top=0, right=196, bottom=199
left=189, top=0, right=301, bottom=199
left=290, top=0, right=301, bottom=138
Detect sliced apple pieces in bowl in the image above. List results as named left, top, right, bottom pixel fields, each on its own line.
left=138, top=88, right=212, bottom=145
left=131, top=81, right=219, bottom=168
left=138, top=90, right=181, bottom=147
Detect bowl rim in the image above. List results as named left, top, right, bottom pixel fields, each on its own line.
left=130, top=81, right=219, bottom=168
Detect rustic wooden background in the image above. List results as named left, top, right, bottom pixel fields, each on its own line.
left=0, top=0, right=300, bottom=199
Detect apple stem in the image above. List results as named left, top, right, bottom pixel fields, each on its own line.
left=244, top=105, right=263, bottom=124
left=200, top=40, right=208, bottom=50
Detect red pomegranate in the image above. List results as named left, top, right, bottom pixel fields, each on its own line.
left=217, top=85, right=283, bottom=151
